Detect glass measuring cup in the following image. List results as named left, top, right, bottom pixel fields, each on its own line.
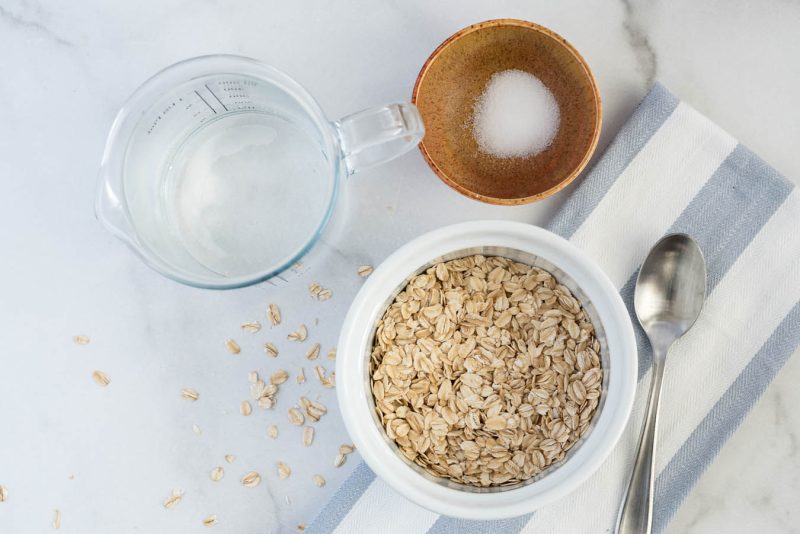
left=97, top=55, right=424, bottom=289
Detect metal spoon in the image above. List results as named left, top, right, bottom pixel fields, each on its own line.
left=616, top=234, right=707, bottom=534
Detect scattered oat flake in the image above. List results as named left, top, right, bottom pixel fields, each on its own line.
left=0, top=485, right=7, bottom=502
left=250, top=372, right=280, bottom=410
left=287, top=325, right=308, bottom=342
left=264, top=343, right=279, bottom=357
left=296, top=368, right=306, bottom=384
left=248, top=371, right=259, bottom=383
left=240, top=401, right=252, bottom=416
left=163, top=488, right=184, bottom=509
left=327, top=348, right=337, bottom=360
left=268, top=425, right=279, bottom=439
left=181, top=388, right=199, bottom=401
left=270, top=370, right=289, bottom=385
left=192, top=424, right=202, bottom=435
left=225, top=339, right=241, bottom=354
left=334, top=453, right=346, bottom=468
left=53, top=509, right=61, bottom=529
left=297, top=524, right=306, bottom=533
left=339, top=444, right=355, bottom=455
left=241, top=471, right=261, bottom=487
left=299, top=396, right=327, bottom=422
left=302, top=426, right=314, bottom=447
left=225, top=454, right=235, bottom=464
left=309, top=283, right=332, bottom=301
left=241, top=321, right=262, bottom=333
left=306, top=343, right=320, bottom=360
left=357, top=265, right=373, bottom=277
left=277, top=462, right=291, bottom=479
left=312, top=475, right=326, bottom=488
left=268, top=304, right=281, bottom=326
left=92, top=370, right=110, bottom=387
left=73, top=335, right=90, bottom=345
left=308, top=282, right=322, bottom=297
left=314, top=366, right=325, bottom=383
left=314, top=366, right=335, bottom=389
left=288, top=408, right=304, bottom=426
left=211, top=467, right=224, bottom=481
left=203, top=514, right=218, bottom=527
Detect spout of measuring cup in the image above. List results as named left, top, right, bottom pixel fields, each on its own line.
left=95, top=171, right=137, bottom=246
left=334, top=102, right=425, bottom=175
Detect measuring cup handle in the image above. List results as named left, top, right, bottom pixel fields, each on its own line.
left=334, top=103, right=424, bottom=175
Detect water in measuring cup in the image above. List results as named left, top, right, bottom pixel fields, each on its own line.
left=163, top=112, right=330, bottom=278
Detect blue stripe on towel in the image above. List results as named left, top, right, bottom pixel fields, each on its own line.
left=308, top=462, right=376, bottom=533
left=547, top=82, right=679, bottom=240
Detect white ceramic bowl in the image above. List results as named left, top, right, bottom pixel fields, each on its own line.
left=336, top=221, right=636, bottom=520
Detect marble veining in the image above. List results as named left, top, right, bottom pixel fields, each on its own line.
left=620, top=0, right=658, bottom=87
left=774, top=389, right=800, bottom=460
left=0, top=3, right=73, bottom=46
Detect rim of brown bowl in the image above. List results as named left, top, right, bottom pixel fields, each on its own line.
left=412, top=19, right=602, bottom=205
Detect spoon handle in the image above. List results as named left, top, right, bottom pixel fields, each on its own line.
left=615, top=345, right=668, bottom=534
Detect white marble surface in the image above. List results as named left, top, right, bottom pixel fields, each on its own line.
left=0, top=1, right=799, bottom=532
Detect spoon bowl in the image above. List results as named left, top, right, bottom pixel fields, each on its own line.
left=634, top=233, right=707, bottom=338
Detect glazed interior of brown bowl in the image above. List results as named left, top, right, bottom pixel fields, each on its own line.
left=413, top=19, right=601, bottom=205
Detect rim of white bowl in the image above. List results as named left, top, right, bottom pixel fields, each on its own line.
left=337, top=221, right=637, bottom=520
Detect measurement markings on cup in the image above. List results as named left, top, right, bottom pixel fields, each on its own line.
left=193, top=90, right=217, bottom=114
left=205, top=84, right=230, bottom=112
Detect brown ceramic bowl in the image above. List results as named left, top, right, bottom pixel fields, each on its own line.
left=412, top=19, right=601, bottom=205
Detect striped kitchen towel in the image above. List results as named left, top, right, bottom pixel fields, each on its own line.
left=308, top=83, right=800, bottom=534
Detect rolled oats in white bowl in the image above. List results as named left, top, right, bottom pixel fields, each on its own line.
left=337, top=221, right=637, bottom=520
